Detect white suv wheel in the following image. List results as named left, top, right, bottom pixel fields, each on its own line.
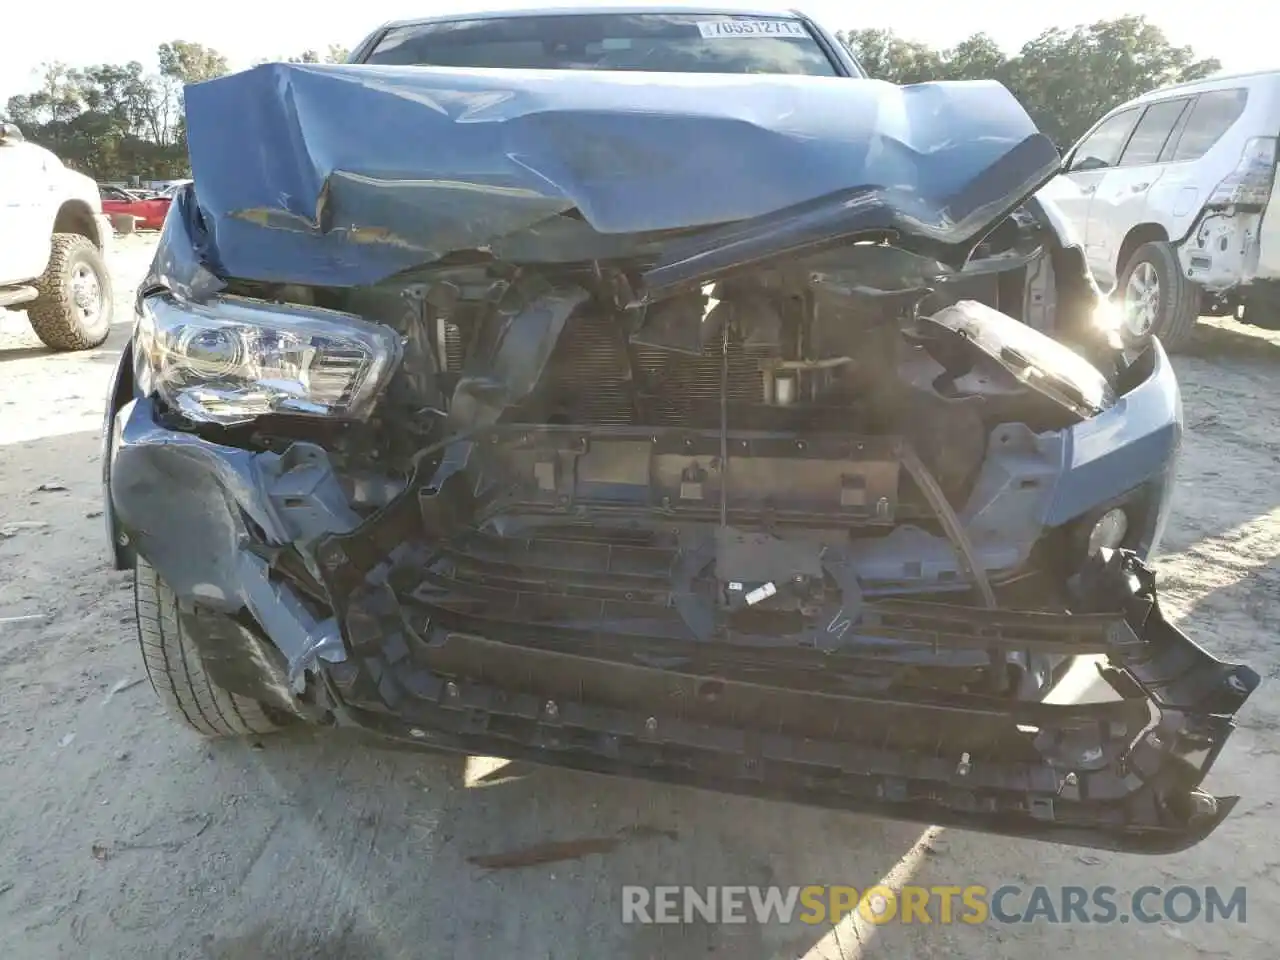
left=1123, top=260, right=1160, bottom=338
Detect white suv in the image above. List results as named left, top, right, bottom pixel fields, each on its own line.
left=1040, top=69, right=1280, bottom=350
left=0, top=121, right=115, bottom=351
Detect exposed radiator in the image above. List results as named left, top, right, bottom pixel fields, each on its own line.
left=441, top=312, right=775, bottom=425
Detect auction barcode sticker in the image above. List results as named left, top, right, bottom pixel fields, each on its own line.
left=696, top=19, right=809, bottom=39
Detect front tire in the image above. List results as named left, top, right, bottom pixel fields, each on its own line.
left=134, top=557, right=281, bottom=738
left=27, top=233, right=113, bottom=352
left=1117, top=241, right=1200, bottom=352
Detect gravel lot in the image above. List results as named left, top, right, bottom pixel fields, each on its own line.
left=1, top=234, right=1276, bottom=959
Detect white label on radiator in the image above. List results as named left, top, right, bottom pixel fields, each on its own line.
left=744, top=582, right=777, bottom=606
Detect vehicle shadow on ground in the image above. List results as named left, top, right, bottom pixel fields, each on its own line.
left=1178, top=554, right=1280, bottom=670
left=1160, top=319, right=1280, bottom=552
left=197, top=728, right=925, bottom=959
left=1181, top=317, right=1280, bottom=364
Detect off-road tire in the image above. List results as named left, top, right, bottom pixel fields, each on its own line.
left=1117, top=241, right=1200, bottom=352
left=134, top=557, right=281, bottom=738
left=27, top=233, right=113, bottom=352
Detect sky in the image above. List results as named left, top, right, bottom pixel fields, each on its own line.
left=0, top=0, right=1269, bottom=103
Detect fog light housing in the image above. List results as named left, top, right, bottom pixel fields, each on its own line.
left=1087, top=508, right=1129, bottom=556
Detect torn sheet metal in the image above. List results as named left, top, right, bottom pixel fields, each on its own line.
left=183, top=63, right=1058, bottom=287
left=638, top=135, right=1059, bottom=299
left=145, top=187, right=226, bottom=301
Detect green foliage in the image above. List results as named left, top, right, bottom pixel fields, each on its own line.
left=839, top=16, right=1221, bottom=148
left=2, top=40, right=341, bottom=181
left=278, top=45, right=350, bottom=65
left=5, top=57, right=189, bottom=180
left=157, top=40, right=229, bottom=85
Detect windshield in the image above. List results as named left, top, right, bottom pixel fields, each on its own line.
left=363, top=13, right=841, bottom=76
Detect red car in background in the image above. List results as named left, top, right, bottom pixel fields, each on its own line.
left=99, top=185, right=171, bottom=230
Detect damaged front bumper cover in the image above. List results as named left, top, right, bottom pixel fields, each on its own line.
left=106, top=394, right=1260, bottom=855
left=340, top=582, right=1257, bottom=856
left=320, top=536, right=1261, bottom=856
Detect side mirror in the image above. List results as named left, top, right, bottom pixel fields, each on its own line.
left=0, top=122, right=24, bottom=145
left=1070, top=154, right=1111, bottom=174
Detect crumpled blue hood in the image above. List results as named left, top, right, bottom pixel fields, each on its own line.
left=183, top=63, right=1059, bottom=288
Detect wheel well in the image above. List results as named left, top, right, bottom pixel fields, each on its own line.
left=1115, top=223, right=1169, bottom=280
left=105, top=342, right=137, bottom=572
left=52, top=200, right=101, bottom=249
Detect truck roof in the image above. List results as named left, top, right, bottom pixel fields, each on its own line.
left=376, top=4, right=812, bottom=32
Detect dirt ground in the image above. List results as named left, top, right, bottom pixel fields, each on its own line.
left=1, top=233, right=1276, bottom=959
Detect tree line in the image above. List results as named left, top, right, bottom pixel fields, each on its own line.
left=4, top=40, right=349, bottom=181
left=838, top=16, right=1220, bottom=150
left=3, top=16, right=1219, bottom=183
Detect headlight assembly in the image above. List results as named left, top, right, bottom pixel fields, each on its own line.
left=134, top=294, right=402, bottom=425
left=921, top=300, right=1116, bottom=420
left=1086, top=507, right=1129, bottom=556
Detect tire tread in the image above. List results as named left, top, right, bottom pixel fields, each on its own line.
left=27, top=233, right=113, bottom=352
left=134, top=558, right=278, bottom=738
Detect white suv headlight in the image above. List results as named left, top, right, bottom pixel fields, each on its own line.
left=134, top=293, right=401, bottom=425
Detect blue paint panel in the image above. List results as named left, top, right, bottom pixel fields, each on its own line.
left=183, top=63, right=1055, bottom=286
left=1046, top=340, right=1182, bottom=527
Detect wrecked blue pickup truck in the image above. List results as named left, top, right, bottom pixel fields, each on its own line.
left=101, top=10, right=1258, bottom=855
